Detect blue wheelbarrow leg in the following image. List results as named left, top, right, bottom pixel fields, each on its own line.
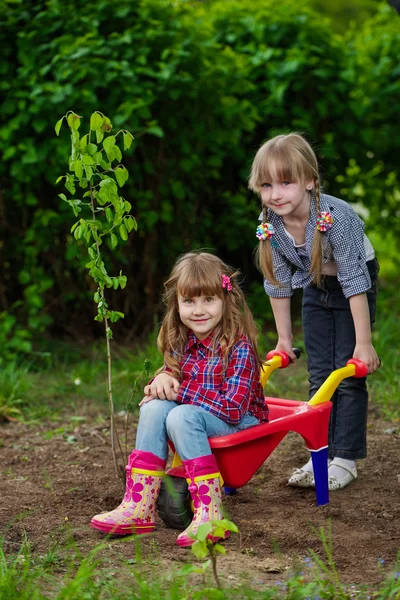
left=224, top=487, right=237, bottom=496
left=311, top=447, right=329, bottom=506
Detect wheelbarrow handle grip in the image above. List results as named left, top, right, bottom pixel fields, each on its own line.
left=266, top=348, right=302, bottom=368
left=346, top=357, right=381, bottom=377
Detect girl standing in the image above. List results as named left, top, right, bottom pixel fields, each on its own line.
left=249, top=133, right=380, bottom=491
left=91, top=252, right=269, bottom=545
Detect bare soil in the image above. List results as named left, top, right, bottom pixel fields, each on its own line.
left=1, top=405, right=399, bottom=590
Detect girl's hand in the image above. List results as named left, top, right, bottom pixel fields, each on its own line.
left=139, top=394, right=156, bottom=406
left=275, top=339, right=297, bottom=363
left=353, top=343, right=380, bottom=374
left=143, top=373, right=180, bottom=401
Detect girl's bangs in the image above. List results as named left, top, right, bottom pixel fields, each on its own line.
left=177, top=267, right=221, bottom=299
left=256, top=145, right=303, bottom=185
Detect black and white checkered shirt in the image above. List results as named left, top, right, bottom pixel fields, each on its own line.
left=260, top=194, right=374, bottom=299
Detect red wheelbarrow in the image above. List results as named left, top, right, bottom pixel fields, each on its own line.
left=156, top=351, right=369, bottom=530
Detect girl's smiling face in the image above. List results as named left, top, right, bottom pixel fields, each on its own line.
left=260, top=177, right=313, bottom=220
left=177, top=294, right=223, bottom=340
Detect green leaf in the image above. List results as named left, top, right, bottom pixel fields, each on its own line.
left=106, top=327, right=113, bottom=339
left=65, top=175, right=75, bottom=194
left=211, top=526, right=226, bottom=538
left=190, top=540, right=209, bottom=559
left=103, top=135, right=116, bottom=154
left=85, top=260, right=95, bottom=268
left=90, top=112, right=103, bottom=131
left=96, top=130, right=104, bottom=144
left=124, top=216, right=135, bottom=233
left=55, top=176, right=64, bottom=184
left=213, top=543, right=226, bottom=555
left=218, top=519, right=239, bottom=533
left=67, top=113, right=81, bottom=131
left=110, top=310, right=124, bottom=322
left=73, top=160, right=83, bottom=180
left=79, top=134, right=88, bottom=151
left=94, top=291, right=100, bottom=303
left=119, top=275, right=127, bottom=289
left=114, top=145, right=122, bottom=162
left=82, top=154, right=94, bottom=165
left=84, top=165, right=93, bottom=180
left=58, top=193, right=67, bottom=202
left=110, top=233, right=118, bottom=249
left=98, top=179, right=119, bottom=204
left=86, top=143, right=98, bottom=155
left=112, top=278, right=119, bottom=290
left=55, top=116, right=65, bottom=136
left=115, top=165, right=129, bottom=187
left=105, top=207, right=113, bottom=223
left=196, top=522, right=213, bottom=541
left=119, top=223, right=128, bottom=241
left=147, top=125, right=164, bottom=138
left=123, top=131, right=134, bottom=150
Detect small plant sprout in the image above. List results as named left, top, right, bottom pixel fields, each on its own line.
left=190, top=519, right=239, bottom=589
left=55, top=111, right=136, bottom=486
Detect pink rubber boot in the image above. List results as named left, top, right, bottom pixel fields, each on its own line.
left=90, top=450, right=166, bottom=535
left=176, top=454, right=229, bottom=547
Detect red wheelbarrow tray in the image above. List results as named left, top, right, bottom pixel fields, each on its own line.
left=165, top=356, right=369, bottom=506
left=208, top=397, right=331, bottom=489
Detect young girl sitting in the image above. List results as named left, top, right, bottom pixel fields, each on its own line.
left=91, top=252, right=269, bottom=546
left=249, top=132, right=380, bottom=491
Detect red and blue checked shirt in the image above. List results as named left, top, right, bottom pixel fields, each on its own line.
left=174, top=332, right=269, bottom=425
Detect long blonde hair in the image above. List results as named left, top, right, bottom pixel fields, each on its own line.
left=249, top=132, right=323, bottom=287
left=156, top=252, right=262, bottom=379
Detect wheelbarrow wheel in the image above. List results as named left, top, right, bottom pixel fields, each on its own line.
left=156, top=475, right=193, bottom=530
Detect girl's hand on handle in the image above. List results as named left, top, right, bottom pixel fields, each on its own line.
left=143, top=373, right=180, bottom=401
left=353, top=343, right=380, bottom=374
left=275, top=339, right=298, bottom=363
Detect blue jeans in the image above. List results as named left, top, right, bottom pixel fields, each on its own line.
left=302, top=259, right=379, bottom=460
left=135, top=400, right=259, bottom=461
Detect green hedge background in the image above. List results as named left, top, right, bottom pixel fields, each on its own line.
left=0, top=0, right=399, bottom=361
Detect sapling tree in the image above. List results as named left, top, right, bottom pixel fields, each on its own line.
left=55, top=110, right=136, bottom=485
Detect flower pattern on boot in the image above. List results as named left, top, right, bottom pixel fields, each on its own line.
left=177, top=474, right=229, bottom=547
left=91, top=453, right=164, bottom=535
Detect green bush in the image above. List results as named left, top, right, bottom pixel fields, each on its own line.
left=0, top=0, right=398, bottom=361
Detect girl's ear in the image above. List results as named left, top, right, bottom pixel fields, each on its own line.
left=306, top=180, right=314, bottom=191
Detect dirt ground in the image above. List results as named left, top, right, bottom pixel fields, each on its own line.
left=1, top=403, right=399, bottom=591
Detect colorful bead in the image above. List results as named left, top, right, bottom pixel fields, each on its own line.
left=256, top=222, right=275, bottom=241
left=316, top=212, right=333, bottom=232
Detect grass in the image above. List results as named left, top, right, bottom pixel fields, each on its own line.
left=0, top=530, right=399, bottom=600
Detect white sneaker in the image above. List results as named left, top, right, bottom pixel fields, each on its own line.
left=288, top=458, right=315, bottom=488
left=328, top=458, right=357, bottom=491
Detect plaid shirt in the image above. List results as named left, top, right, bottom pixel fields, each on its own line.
left=261, top=194, right=374, bottom=299
left=174, top=332, right=269, bottom=425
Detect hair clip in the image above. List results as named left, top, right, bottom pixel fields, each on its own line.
left=221, top=274, right=232, bottom=292
left=316, top=212, right=333, bottom=232
left=256, top=222, right=275, bottom=241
